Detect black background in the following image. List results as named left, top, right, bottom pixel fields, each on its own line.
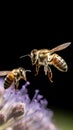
left=0, top=9, right=72, bottom=111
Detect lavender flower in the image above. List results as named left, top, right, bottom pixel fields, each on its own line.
left=0, top=78, right=58, bottom=130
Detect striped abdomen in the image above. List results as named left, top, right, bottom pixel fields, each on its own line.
left=52, top=54, right=68, bottom=72
left=4, top=73, right=14, bottom=89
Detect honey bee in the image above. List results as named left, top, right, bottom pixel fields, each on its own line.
left=20, top=42, right=71, bottom=82
left=0, top=67, right=31, bottom=89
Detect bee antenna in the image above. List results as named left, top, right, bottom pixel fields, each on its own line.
left=20, top=54, right=30, bottom=59
left=25, top=70, right=31, bottom=73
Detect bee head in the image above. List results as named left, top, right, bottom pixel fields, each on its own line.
left=19, top=67, right=31, bottom=81
left=19, top=67, right=25, bottom=76
left=30, top=49, right=38, bottom=65
left=20, top=49, right=38, bottom=65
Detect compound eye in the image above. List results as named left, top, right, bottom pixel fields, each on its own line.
left=20, top=69, right=23, bottom=74
left=31, top=53, right=33, bottom=57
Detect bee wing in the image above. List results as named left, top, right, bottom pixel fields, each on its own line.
left=50, top=42, right=71, bottom=53
left=0, top=71, right=10, bottom=76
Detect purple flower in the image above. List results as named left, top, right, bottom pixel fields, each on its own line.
left=0, top=79, right=58, bottom=130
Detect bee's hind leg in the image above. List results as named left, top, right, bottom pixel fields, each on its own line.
left=43, top=59, right=53, bottom=83
left=47, top=66, right=53, bottom=83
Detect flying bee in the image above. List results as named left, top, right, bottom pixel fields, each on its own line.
left=20, top=42, right=71, bottom=82
left=0, top=67, right=31, bottom=89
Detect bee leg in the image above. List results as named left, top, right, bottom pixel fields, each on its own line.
left=14, top=82, right=19, bottom=94
left=47, top=66, right=53, bottom=83
left=44, top=65, right=48, bottom=75
left=23, top=76, right=27, bottom=81
left=14, top=79, right=19, bottom=90
left=43, top=59, right=49, bottom=75
left=35, top=63, right=40, bottom=76
left=15, top=83, right=19, bottom=90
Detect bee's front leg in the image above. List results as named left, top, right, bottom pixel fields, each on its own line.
left=23, top=75, right=27, bottom=81
left=14, top=79, right=19, bottom=90
left=47, top=66, right=53, bottom=83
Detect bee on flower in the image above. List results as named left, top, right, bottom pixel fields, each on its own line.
left=0, top=79, right=58, bottom=130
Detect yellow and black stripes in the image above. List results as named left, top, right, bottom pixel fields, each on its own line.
left=4, top=73, right=14, bottom=89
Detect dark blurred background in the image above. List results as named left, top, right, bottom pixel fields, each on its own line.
left=0, top=9, right=72, bottom=113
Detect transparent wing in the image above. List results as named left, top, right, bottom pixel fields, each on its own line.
left=0, top=71, right=10, bottom=76
left=50, top=42, right=71, bottom=53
